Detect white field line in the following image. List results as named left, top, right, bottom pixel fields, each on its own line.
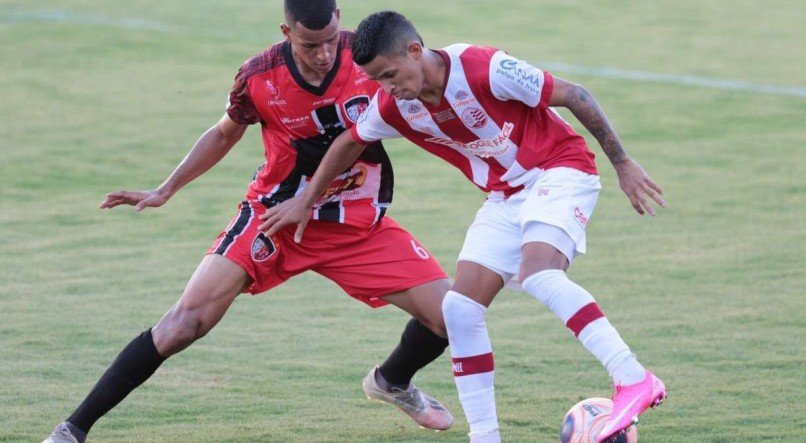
left=4, top=10, right=805, bottom=98
left=1, top=10, right=169, bottom=31
left=541, top=62, right=806, bottom=98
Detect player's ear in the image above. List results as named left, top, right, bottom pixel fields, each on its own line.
left=334, top=8, right=341, bottom=22
left=408, top=41, right=423, bottom=59
left=280, top=23, right=292, bottom=39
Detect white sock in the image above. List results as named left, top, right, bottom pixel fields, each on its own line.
left=442, top=291, right=499, bottom=437
left=521, top=270, right=646, bottom=385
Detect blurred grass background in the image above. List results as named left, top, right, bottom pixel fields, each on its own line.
left=1, top=1, right=803, bottom=441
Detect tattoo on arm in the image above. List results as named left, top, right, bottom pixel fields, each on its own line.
left=566, top=86, right=628, bottom=164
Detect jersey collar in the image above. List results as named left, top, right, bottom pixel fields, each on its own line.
left=283, top=40, right=342, bottom=96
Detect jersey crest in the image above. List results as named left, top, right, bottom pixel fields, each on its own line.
left=344, top=95, right=370, bottom=123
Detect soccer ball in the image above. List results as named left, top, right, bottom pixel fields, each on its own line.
left=559, top=397, right=637, bottom=443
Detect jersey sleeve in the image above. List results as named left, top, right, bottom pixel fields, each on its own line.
left=226, top=64, right=261, bottom=125
left=349, top=93, right=402, bottom=145
left=488, top=50, right=554, bottom=109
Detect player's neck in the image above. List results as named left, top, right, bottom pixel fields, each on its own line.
left=418, top=50, right=446, bottom=106
left=291, top=49, right=329, bottom=87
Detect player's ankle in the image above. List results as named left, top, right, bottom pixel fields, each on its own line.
left=611, top=354, right=646, bottom=385
left=375, top=367, right=408, bottom=392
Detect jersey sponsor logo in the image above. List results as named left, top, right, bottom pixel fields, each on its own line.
left=461, top=107, right=488, bottom=129
left=265, top=80, right=287, bottom=105
left=343, top=95, right=370, bottom=123
left=312, top=97, right=336, bottom=107
left=280, top=115, right=311, bottom=130
left=495, top=58, right=542, bottom=95
left=266, top=80, right=279, bottom=98
left=425, top=122, right=515, bottom=158
left=322, top=164, right=368, bottom=200
left=538, top=187, right=550, bottom=197
left=452, top=89, right=477, bottom=107
left=251, top=233, right=276, bottom=262
left=404, top=103, right=430, bottom=122
left=574, top=207, right=589, bottom=226
left=434, top=108, right=457, bottom=123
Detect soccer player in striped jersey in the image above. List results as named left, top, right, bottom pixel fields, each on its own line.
left=261, top=10, right=668, bottom=443
left=44, top=3, right=455, bottom=442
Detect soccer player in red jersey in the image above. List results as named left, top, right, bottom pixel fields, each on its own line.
left=262, top=11, right=668, bottom=443
left=44, top=3, right=454, bottom=442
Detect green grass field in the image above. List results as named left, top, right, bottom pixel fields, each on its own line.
left=1, top=1, right=804, bottom=441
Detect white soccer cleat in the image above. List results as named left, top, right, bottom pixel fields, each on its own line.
left=362, top=366, right=454, bottom=431
left=43, top=422, right=83, bottom=443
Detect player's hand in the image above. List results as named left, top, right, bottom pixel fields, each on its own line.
left=258, top=196, right=312, bottom=243
left=100, top=189, right=169, bottom=212
left=613, top=157, right=665, bottom=216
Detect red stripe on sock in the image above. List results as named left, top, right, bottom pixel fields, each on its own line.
left=565, top=302, right=604, bottom=337
left=452, top=352, right=494, bottom=377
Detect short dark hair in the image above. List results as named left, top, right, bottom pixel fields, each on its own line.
left=352, top=11, right=423, bottom=65
left=284, top=0, right=337, bottom=30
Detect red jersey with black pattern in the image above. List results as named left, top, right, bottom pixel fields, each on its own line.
left=226, top=30, right=392, bottom=228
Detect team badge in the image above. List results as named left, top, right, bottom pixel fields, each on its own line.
left=343, top=95, right=370, bottom=123
left=408, top=103, right=422, bottom=114
left=455, top=90, right=469, bottom=100
left=461, top=107, right=488, bottom=129
left=251, top=233, right=276, bottom=262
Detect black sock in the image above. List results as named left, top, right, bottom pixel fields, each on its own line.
left=67, top=329, right=166, bottom=433
left=378, top=318, right=449, bottom=387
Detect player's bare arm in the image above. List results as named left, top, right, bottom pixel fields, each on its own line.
left=258, top=130, right=367, bottom=241
left=100, top=114, right=247, bottom=211
left=549, top=77, right=666, bottom=216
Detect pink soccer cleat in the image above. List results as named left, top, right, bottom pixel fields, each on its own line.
left=597, top=371, right=666, bottom=442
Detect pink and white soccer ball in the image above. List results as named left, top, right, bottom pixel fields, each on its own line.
left=559, top=397, right=637, bottom=443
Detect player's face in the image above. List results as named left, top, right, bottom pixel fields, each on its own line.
left=282, top=10, right=341, bottom=75
left=361, top=45, right=425, bottom=101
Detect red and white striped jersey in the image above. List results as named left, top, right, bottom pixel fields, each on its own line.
left=226, top=30, right=393, bottom=228
left=350, top=44, right=597, bottom=199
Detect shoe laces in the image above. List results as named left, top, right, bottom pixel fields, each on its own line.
left=389, top=385, right=426, bottom=409
left=52, top=425, right=78, bottom=443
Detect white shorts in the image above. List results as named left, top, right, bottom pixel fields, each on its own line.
left=457, top=167, right=601, bottom=284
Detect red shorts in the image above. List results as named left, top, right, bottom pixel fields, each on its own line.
left=207, top=200, right=447, bottom=307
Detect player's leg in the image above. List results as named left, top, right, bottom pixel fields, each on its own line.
left=520, top=238, right=649, bottom=387
left=444, top=261, right=505, bottom=443
left=376, top=278, right=450, bottom=387
left=363, top=278, right=453, bottom=430
left=516, top=169, right=665, bottom=441
left=311, top=218, right=454, bottom=429
left=441, top=199, right=521, bottom=443
left=45, top=255, right=249, bottom=443
left=519, top=235, right=665, bottom=442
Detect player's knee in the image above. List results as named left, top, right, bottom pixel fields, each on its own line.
left=519, top=256, right=568, bottom=284
left=420, top=314, right=447, bottom=338
left=442, top=290, right=487, bottom=334
left=155, top=308, right=207, bottom=355
left=520, top=239, right=570, bottom=282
